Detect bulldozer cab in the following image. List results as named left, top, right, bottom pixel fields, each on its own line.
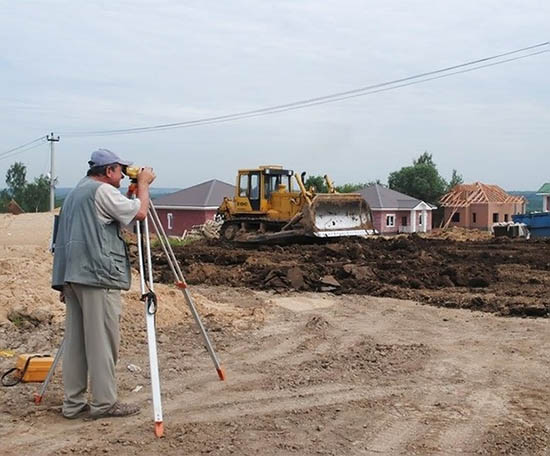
left=235, top=166, right=296, bottom=213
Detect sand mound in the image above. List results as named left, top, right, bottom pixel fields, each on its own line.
left=0, top=213, right=256, bottom=344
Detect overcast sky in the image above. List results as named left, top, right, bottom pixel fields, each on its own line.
left=1, top=1, right=548, bottom=190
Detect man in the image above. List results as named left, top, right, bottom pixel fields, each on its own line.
left=52, top=148, right=155, bottom=419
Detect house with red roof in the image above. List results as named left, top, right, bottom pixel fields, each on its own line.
left=152, top=179, right=234, bottom=236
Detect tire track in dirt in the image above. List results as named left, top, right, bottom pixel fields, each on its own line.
left=2, top=291, right=549, bottom=455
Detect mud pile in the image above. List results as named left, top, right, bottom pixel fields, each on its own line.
left=144, top=236, right=550, bottom=318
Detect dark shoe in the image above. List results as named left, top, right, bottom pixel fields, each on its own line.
left=63, top=404, right=90, bottom=420
left=92, top=401, right=140, bottom=419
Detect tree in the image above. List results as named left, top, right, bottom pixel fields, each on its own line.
left=304, top=175, right=383, bottom=194
left=22, top=175, right=51, bottom=212
left=447, top=169, right=464, bottom=192
left=1, top=162, right=51, bottom=212
left=5, top=162, right=27, bottom=203
left=388, top=152, right=447, bottom=204
left=414, top=151, right=436, bottom=167
left=335, top=180, right=381, bottom=193
left=0, top=189, right=10, bottom=212
left=335, top=183, right=365, bottom=193
left=304, top=175, right=328, bottom=193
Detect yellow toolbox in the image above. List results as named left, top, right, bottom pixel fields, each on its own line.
left=1, top=354, right=53, bottom=386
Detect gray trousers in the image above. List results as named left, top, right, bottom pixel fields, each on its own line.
left=62, top=283, right=122, bottom=418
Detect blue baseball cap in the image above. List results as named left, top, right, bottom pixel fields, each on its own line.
left=88, top=148, right=132, bottom=167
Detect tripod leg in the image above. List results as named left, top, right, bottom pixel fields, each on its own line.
left=181, top=286, right=225, bottom=380
left=136, top=218, right=164, bottom=437
left=148, top=204, right=225, bottom=380
left=34, top=337, right=65, bottom=404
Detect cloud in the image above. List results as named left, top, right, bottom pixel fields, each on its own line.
left=0, top=0, right=548, bottom=190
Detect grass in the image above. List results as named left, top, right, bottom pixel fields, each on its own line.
left=8, top=315, right=24, bottom=328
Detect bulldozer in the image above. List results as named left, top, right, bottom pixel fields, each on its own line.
left=217, top=165, right=375, bottom=243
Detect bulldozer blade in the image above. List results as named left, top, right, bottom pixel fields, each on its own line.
left=304, top=194, right=374, bottom=237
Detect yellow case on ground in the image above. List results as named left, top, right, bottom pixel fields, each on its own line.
left=15, top=354, right=54, bottom=382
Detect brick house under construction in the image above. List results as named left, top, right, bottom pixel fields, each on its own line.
left=439, top=182, right=526, bottom=230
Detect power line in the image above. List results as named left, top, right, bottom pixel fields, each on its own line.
left=0, top=136, right=47, bottom=159
left=0, top=137, right=48, bottom=162
left=63, top=48, right=549, bottom=137
left=59, top=41, right=549, bottom=138
left=0, top=140, right=47, bottom=162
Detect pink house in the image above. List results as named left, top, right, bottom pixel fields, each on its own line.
left=153, top=179, right=234, bottom=237
left=358, top=184, right=435, bottom=234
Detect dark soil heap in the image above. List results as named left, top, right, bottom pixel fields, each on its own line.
left=139, top=235, right=550, bottom=318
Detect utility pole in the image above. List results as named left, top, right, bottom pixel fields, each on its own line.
left=47, top=132, right=60, bottom=212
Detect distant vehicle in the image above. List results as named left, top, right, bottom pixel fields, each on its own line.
left=511, top=213, right=550, bottom=238
left=492, top=221, right=530, bottom=239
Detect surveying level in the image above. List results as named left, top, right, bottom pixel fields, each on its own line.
left=36, top=176, right=225, bottom=438
left=123, top=165, right=142, bottom=180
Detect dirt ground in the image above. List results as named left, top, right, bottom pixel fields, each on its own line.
left=0, top=213, right=549, bottom=455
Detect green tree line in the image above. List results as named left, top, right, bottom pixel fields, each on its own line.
left=305, top=152, right=462, bottom=205
left=0, top=162, right=51, bottom=212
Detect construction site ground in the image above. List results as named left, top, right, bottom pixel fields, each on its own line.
left=0, top=213, right=549, bottom=455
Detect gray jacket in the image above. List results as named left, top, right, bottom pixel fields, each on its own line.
left=51, top=177, right=132, bottom=291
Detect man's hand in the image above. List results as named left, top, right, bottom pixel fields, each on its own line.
left=133, top=167, right=156, bottom=221
left=137, top=167, right=156, bottom=186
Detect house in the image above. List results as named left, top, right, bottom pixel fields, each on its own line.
left=439, top=182, right=526, bottom=230
left=152, top=179, right=235, bottom=236
left=358, top=184, right=435, bottom=234
left=536, top=183, right=550, bottom=212
left=7, top=199, right=24, bottom=215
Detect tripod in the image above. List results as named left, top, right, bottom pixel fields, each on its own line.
left=36, top=194, right=225, bottom=438
left=136, top=200, right=226, bottom=437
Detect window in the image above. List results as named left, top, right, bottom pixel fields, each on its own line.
left=167, top=213, right=173, bottom=230
left=265, top=175, right=281, bottom=198
left=239, top=174, right=249, bottom=197
left=287, top=175, right=295, bottom=192
left=472, top=212, right=477, bottom=224
left=386, top=214, right=395, bottom=227
left=451, top=212, right=460, bottom=222
left=493, top=213, right=499, bottom=223
left=401, top=216, right=407, bottom=226
left=264, top=173, right=296, bottom=198
left=504, top=214, right=509, bottom=222
left=250, top=173, right=259, bottom=199
left=418, top=214, right=423, bottom=225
